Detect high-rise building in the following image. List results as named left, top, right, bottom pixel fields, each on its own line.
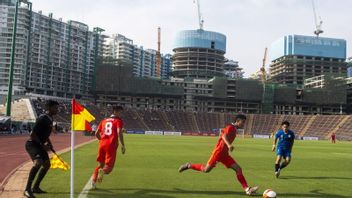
left=0, top=1, right=105, bottom=98
left=104, top=34, right=172, bottom=79
left=0, top=0, right=31, bottom=95
left=223, top=59, right=244, bottom=79
left=270, top=35, right=347, bottom=85
left=347, top=57, right=352, bottom=78
left=172, top=29, right=226, bottom=79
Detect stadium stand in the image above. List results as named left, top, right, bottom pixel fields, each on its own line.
left=304, top=115, right=345, bottom=139
left=136, top=109, right=172, bottom=131
left=250, top=114, right=283, bottom=136
left=23, top=98, right=352, bottom=140
left=164, top=111, right=198, bottom=132
left=0, top=99, right=34, bottom=122
left=335, top=115, right=352, bottom=141
left=122, top=109, right=149, bottom=130
left=282, top=115, right=313, bottom=136
left=194, top=112, right=221, bottom=132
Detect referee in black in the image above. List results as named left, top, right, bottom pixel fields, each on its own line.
left=24, top=100, right=59, bottom=198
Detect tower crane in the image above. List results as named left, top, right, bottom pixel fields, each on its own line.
left=312, top=0, right=323, bottom=37
left=156, top=27, right=161, bottom=78
left=193, top=0, right=204, bottom=30
left=260, top=47, right=268, bottom=84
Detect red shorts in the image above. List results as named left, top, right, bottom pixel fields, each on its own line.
left=96, top=143, right=117, bottom=168
left=207, top=150, right=237, bottom=168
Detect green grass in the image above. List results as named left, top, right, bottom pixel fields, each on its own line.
left=38, top=135, right=352, bottom=198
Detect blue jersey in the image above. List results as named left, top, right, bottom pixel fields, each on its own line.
left=275, top=129, right=295, bottom=150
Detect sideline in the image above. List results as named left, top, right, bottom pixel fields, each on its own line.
left=78, top=176, right=93, bottom=198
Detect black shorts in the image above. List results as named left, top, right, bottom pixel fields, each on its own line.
left=25, top=140, right=49, bottom=161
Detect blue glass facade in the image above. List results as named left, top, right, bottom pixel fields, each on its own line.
left=270, top=35, right=346, bottom=61
left=348, top=67, right=352, bottom=78
left=173, top=29, right=226, bottom=52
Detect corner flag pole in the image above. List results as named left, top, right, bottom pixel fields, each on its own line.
left=70, top=129, right=75, bottom=198
left=70, top=98, right=75, bottom=198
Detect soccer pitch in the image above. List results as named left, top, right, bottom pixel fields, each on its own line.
left=38, top=135, right=352, bottom=198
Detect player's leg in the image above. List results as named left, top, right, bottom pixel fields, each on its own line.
left=93, top=162, right=105, bottom=183
left=103, top=147, right=117, bottom=174
left=227, top=158, right=258, bottom=196
left=274, top=155, right=282, bottom=178
left=96, top=146, right=117, bottom=184
left=93, top=146, right=106, bottom=184
left=279, top=155, right=291, bottom=170
left=178, top=162, right=214, bottom=172
left=179, top=153, right=217, bottom=173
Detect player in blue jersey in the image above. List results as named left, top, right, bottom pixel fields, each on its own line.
left=272, top=121, right=295, bottom=178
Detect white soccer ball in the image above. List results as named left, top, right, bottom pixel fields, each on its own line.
left=263, top=189, right=276, bottom=198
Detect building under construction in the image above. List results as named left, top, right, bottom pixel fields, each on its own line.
left=269, top=35, right=347, bottom=85
left=92, top=59, right=347, bottom=115
left=172, top=29, right=226, bottom=79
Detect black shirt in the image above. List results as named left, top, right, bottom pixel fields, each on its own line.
left=30, top=114, right=53, bottom=144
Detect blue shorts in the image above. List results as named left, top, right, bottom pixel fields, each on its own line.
left=276, top=147, right=291, bottom=158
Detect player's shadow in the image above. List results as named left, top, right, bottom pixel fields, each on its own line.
left=85, top=188, right=256, bottom=198
left=280, top=189, right=350, bottom=198
left=279, top=175, right=352, bottom=180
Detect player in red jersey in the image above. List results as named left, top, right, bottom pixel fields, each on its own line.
left=91, top=106, right=125, bottom=189
left=178, top=114, right=259, bottom=196
left=331, top=132, right=336, bottom=143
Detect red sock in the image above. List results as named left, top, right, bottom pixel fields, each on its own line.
left=236, top=172, right=249, bottom=189
left=92, top=166, right=100, bottom=182
left=190, top=164, right=205, bottom=172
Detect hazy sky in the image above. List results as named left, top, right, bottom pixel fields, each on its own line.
left=29, top=0, right=352, bottom=77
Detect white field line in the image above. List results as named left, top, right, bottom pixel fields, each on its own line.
left=78, top=176, right=93, bottom=198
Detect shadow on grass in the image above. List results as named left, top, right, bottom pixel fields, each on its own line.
left=279, top=175, right=352, bottom=180
left=84, top=188, right=257, bottom=198
left=279, top=189, right=350, bottom=198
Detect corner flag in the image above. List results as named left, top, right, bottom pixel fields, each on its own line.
left=71, top=99, right=95, bottom=131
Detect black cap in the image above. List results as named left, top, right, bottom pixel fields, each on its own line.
left=45, top=100, right=59, bottom=107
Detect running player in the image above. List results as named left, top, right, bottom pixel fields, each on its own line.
left=91, top=106, right=125, bottom=188
left=178, top=114, right=259, bottom=196
left=272, top=121, right=295, bottom=178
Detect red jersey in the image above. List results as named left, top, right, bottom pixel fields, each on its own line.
left=97, top=116, right=124, bottom=148
left=213, top=123, right=237, bottom=153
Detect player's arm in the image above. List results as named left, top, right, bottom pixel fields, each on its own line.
left=222, top=134, right=234, bottom=152
left=272, top=133, right=278, bottom=152
left=118, top=127, right=125, bottom=154
left=290, top=133, right=295, bottom=151
left=95, top=129, right=101, bottom=140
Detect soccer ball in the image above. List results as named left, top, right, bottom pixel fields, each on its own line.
left=263, top=189, right=276, bottom=198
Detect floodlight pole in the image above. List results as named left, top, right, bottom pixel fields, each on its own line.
left=6, top=0, right=31, bottom=116
left=6, top=0, right=19, bottom=116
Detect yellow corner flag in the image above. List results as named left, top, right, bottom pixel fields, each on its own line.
left=50, top=154, right=70, bottom=171
left=71, top=99, right=95, bottom=131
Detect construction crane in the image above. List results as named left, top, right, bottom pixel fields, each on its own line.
left=260, top=47, right=268, bottom=84
left=193, top=0, right=204, bottom=30
left=312, top=0, right=323, bottom=37
left=156, top=27, right=161, bottom=77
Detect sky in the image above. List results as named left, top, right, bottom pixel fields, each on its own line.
left=29, top=0, right=352, bottom=77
